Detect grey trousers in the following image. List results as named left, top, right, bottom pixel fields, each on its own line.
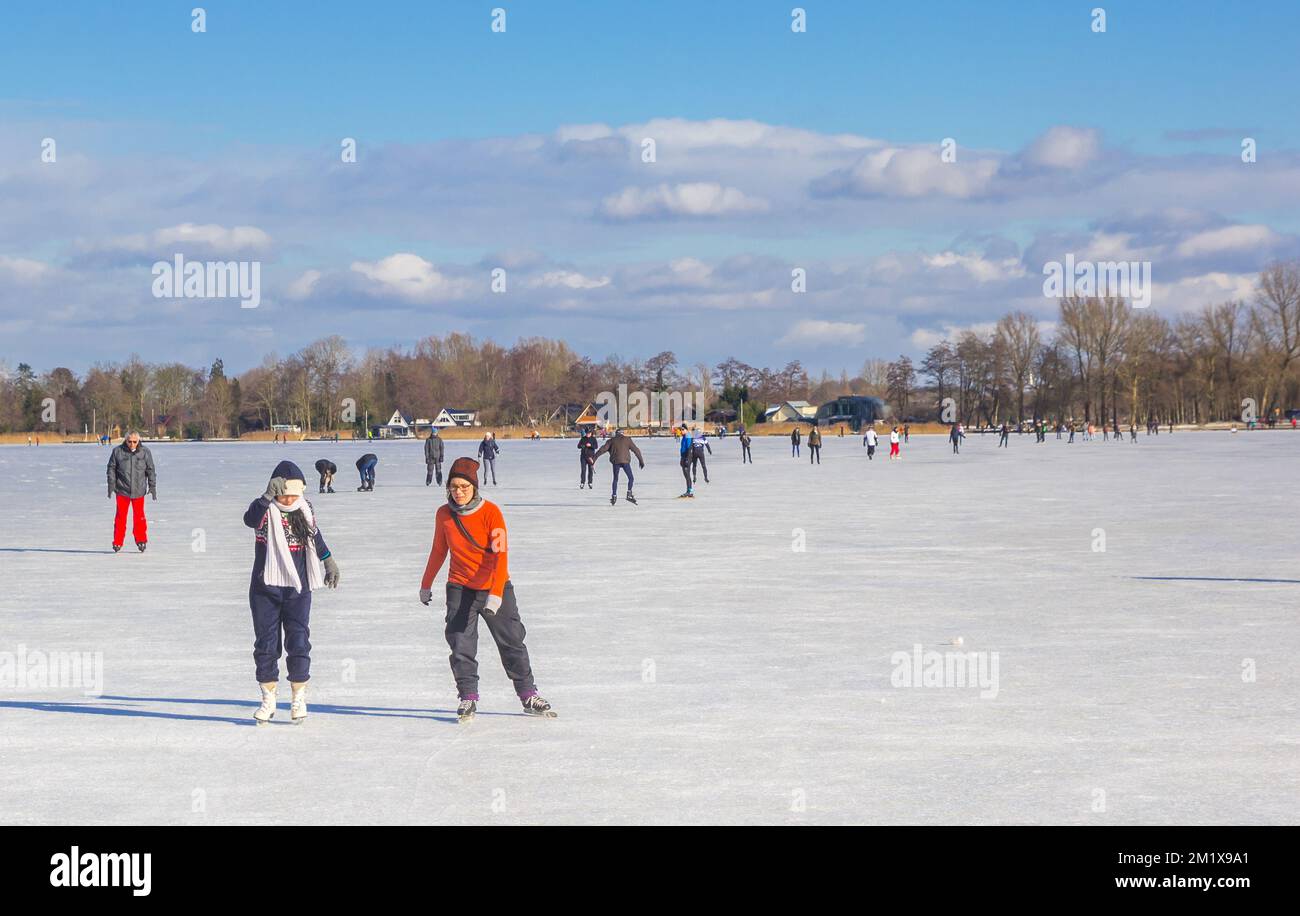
left=444, top=581, right=536, bottom=700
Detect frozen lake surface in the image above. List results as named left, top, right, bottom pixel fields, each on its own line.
left=1, top=430, right=1297, bottom=824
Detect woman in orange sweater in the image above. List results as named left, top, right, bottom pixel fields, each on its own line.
left=419, top=457, right=555, bottom=723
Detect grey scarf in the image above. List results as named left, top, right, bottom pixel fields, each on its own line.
left=448, top=493, right=483, bottom=516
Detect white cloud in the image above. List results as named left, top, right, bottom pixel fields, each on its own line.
left=924, top=252, right=1026, bottom=283
left=816, top=147, right=1000, bottom=199
left=599, top=182, right=769, bottom=219
left=349, top=253, right=472, bottom=302
left=779, top=319, right=866, bottom=347
left=531, top=269, right=610, bottom=290
left=0, top=255, right=54, bottom=283
left=1023, top=126, right=1100, bottom=170
left=81, top=223, right=273, bottom=258
left=286, top=269, right=322, bottom=300
left=1175, top=224, right=1279, bottom=258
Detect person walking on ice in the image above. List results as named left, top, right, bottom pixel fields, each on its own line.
left=807, top=424, right=822, bottom=464
left=592, top=428, right=644, bottom=504
left=950, top=422, right=965, bottom=454
left=355, top=452, right=378, bottom=491
left=418, top=457, right=555, bottom=723
left=107, top=430, right=157, bottom=552
left=577, top=428, right=599, bottom=488
left=889, top=426, right=901, bottom=459
left=477, top=432, right=500, bottom=486
left=864, top=425, right=878, bottom=459
left=424, top=427, right=444, bottom=486
left=244, top=461, right=341, bottom=725
left=739, top=427, right=753, bottom=463
left=691, top=427, right=713, bottom=483
left=790, top=426, right=801, bottom=458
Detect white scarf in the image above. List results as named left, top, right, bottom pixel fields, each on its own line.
left=263, top=496, right=325, bottom=593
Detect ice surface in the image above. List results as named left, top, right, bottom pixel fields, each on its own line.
left=1, top=431, right=1297, bottom=824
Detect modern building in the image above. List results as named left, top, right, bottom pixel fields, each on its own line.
left=814, top=396, right=889, bottom=432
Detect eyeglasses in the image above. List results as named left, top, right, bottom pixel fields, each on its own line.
left=449, top=483, right=474, bottom=492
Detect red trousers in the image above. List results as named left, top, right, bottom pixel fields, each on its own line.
left=113, top=495, right=148, bottom=546
left=889, top=442, right=900, bottom=456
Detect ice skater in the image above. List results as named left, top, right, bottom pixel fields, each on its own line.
left=477, top=432, right=500, bottom=486
left=691, top=428, right=713, bottom=482
left=678, top=425, right=696, bottom=497
left=807, top=425, right=822, bottom=464
left=998, top=423, right=1010, bottom=448
left=950, top=422, right=965, bottom=454
left=355, top=452, right=378, bottom=491
left=106, top=431, right=157, bottom=552
left=889, top=426, right=901, bottom=459
left=314, top=458, right=337, bottom=493
left=790, top=426, right=801, bottom=458
left=864, top=425, right=878, bottom=459
left=244, top=460, right=341, bottom=725
left=739, top=427, right=753, bottom=463
left=578, top=428, right=599, bottom=488
left=424, top=428, right=444, bottom=486
left=592, top=428, right=643, bottom=504
left=418, top=457, right=555, bottom=722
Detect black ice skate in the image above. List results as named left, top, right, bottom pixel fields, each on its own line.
left=112, top=544, right=122, bottom=553
left=136, top=541, right=147, bottom=552
left=522, top=695, right=557, bottom=718
left=457, top=699, right=477, bottom=724
left=625, top=492, right=638, bottom=504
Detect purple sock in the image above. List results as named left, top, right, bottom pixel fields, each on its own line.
left=460, top=693, right=479, bottom=702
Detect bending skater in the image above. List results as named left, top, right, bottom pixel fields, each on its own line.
left=244, top=461, right=340, bottom=725
left=424, top=428, right=444, bottom=486
left=418, top=457, right=555, bottom=722
left=107, top=431, right=157, bottom=552
left=314, top=458, right=337, bottom=493
left=355, top=452, right=378, bottom=491
left=477, top=432, right=500, bottom=486
left=592, top=428, right=643, bottom=504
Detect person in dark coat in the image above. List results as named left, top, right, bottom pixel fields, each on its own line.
left=356, top=453, right=378, bottom=491
left=739, top=427, right=753, bottom=464
left=577, top=429, right=599, bottom=488
left=790, top=426, right=801, bottom=458
left=807, top=425, right=822, bottom=464
left=476, top=433, right=500, bottom=486
left=592, top=428, right=644, bottom=504
left=244, top=460, right=340, bottom=724
left=314, top=458, right=337, bottom=493
left=106, top=431, right=157, bottom=552
left=424, top=429, right=445, bottom=486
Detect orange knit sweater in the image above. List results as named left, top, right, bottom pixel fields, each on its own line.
left=420, top=500, right=509, bottom=597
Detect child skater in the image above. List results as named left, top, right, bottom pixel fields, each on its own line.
left=244, top=460, right=341, bottom=725
left=419, top=457, right=556, bottom=723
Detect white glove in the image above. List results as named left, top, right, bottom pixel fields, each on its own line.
left=419, top=588, right=432, bottom=606
left=483, top=593, right=502, bottom=615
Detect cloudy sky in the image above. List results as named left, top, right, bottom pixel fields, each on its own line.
left=2, top=0, right=1299, bottom=374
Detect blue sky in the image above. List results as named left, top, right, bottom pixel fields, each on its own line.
left=2, top=1, right=1299, bottom=373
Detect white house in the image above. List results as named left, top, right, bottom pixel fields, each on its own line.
left=762, top=401, right=817, bottom=423
left=433, top=408, right=479, bottom=428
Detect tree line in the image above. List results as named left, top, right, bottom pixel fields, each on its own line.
left=3, top=261, right=1297, bottom=436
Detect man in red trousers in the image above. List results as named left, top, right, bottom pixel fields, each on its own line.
left=106, top=431, right=157, bottom=552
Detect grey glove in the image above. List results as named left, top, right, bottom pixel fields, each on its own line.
left=108, top=487, right=114, bottom=499
left=322, top=556, right=340, bottom=588
left=151, top=491, right=157, bottom=501
left=263, top=477, right=289, bottom=501
left=419, top=588, right=433, bottom=606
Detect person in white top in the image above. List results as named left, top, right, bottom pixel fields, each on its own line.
left=889, top=426, right=901, bottom=459
left=863, top=426, right=878, bottom=459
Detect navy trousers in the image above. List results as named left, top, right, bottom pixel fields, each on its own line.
left=443, top=581, right=536, bottom=700
left=250, top=581, right=312, bottom=683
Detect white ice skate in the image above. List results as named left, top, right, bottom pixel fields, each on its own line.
left=290, top=682, right=308, bottom=724
left=254, top=682, right=277, bottom=724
